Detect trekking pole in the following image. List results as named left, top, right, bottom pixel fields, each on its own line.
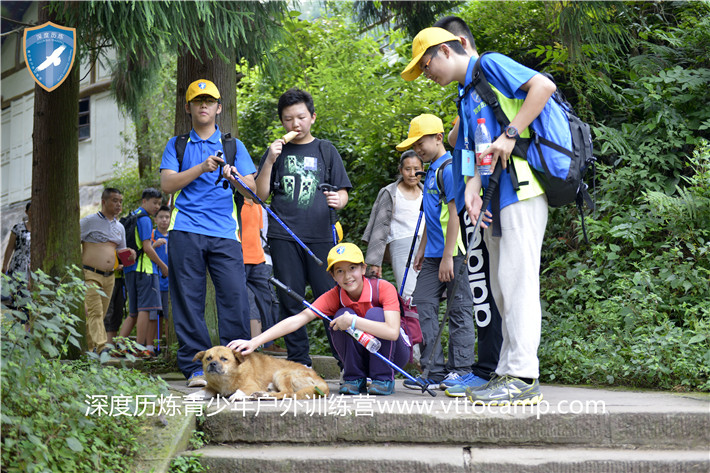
left=219, top=152, right=323, bottom=266
left=269, top=277, right=438, bottom=397
left=421, top=161, right=504, bottom=380
left=399, top=200, right=424, bottom=298
left=318, top=183, right=339, bottom=246
left=400, top=170, right=426, bottom=297
left=156, top=310, right=160, bottom=355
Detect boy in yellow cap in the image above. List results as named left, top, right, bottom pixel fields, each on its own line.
left=229, top=243, right=410, bottom=396
left=402, top=26, right=557, bottom=405
left=159, top=79, right=258, bottom=388
left=396, top=114, right=476, bottom=391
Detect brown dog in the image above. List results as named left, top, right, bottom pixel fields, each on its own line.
left=190, top=346, right=329, bottom=401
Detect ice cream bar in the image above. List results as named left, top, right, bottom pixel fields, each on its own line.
left=282, top=131, right=299, bottom=143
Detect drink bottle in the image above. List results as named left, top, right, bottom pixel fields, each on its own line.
left=346, top=325, right=381, bottom=353
left=475, top=118, right=492, bottom=176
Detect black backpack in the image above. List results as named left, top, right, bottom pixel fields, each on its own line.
left=120, top=209, right=151, bottom=262
left=435, top=157, right=453, bottom=204
left=458, top=53, right=596, bottom=241
left=174, top=132, right=245, bottom=227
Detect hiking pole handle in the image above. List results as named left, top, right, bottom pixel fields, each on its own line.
left=318, top=183, right=339, bottom=245
left=269, top=277, right=437, bottom=397
left=214, top=151, right=231, bottom=188
left=229, top=174, right=324, bottom=266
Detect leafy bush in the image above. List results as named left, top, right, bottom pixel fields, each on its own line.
left=1, top=267, right=169, bottom=472
left=540, top=145, right=710, bottom=391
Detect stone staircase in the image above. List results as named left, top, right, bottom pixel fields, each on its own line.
left=164, top=357, right=710, bottom=472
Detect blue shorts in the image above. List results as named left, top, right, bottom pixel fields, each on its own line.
left=125, top=271, right=161, bottom=317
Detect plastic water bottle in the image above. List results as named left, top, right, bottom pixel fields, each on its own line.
left=346, top=325, right=381, bottom=353
left=475, top=118, right=492, bottom=176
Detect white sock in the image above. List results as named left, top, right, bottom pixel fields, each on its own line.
left=146, top=345, right=154, bottom=352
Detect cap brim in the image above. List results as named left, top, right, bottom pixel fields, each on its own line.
left=396, top=136, right=419, bottom=151
left=186, top=91, right=221, bottom=103
left=401, top=52, right=424, bottom=81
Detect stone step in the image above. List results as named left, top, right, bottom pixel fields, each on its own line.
left=191, top=382, right=709, bottom=450
left=186, top=444, right=710, bottom=473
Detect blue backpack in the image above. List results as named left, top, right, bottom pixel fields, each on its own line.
left=459, top=53, right=596, bottom=240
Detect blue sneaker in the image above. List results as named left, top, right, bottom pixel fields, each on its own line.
left=339, top=378, right=367, bottom=395
left=444, top=373, right=488, bottom=397
left=187, top=370, right=207, bottom=388
left=403, top=376, right=440, bottom=390
left=368, top=379, right=395, bottom=395
left=439, top=372, right=467, bottom=390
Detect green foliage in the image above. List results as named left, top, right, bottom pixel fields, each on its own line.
left=168, top=430, right=210, bottom=473
left=540, top=144, right=710, bottom=391
left=169, top=454, right=209, bottom=473
left=189, top=430, right=209, bottom=450
left=458, top=1, right=556, bottom=68
left=1, top=267, right=169, bottom=472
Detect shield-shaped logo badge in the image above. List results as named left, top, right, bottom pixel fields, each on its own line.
left=23, top=21, right=76, bottom=92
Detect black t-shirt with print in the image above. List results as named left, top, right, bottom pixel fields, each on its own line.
left=258, top=139, right=351, bottom=243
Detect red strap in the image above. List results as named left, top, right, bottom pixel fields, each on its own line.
left=369, top=277, right=381, bottom=308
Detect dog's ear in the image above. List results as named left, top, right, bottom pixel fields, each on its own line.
left=193, top=351, right=206, bottom=362
left=232, top=349, right=246, bottom=364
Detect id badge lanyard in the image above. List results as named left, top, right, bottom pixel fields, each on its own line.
left=459, top=88, right=476, bottom=177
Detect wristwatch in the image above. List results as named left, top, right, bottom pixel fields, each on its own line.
left=504, top=125, right=519, bottom=139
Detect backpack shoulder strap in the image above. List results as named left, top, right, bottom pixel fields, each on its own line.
left=174, top=133, right=191, bottom=172
left=471, top=53, right=511, bottom=128
left=470, top=53, right=526, bottom=191
left=221, top=133, right=237, bottom=166
left=435, top=157, right=453, bottom=204
left=318, top=139, right=335, bottom=184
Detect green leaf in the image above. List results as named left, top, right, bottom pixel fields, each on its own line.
left=66, top=437, right=84, bottom=452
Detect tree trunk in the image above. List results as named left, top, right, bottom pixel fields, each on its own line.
left=31, top=2, right=81, bottom=278
left=175, top=48, right=238, bottom=137
left=136, top=104, right=151, bottom=178
left=31, top=1, right=83, bottom=357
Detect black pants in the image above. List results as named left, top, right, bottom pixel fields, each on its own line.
left=104, top=276, right=126, bottom=333
left=459, top=210, right=503, bottom=379
left=269, top=238, right=340, bottom=367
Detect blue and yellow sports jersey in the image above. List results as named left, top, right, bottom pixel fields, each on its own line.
left=457, top=53, right=551, bottom=211
left=422, top=152, right=464, bottom=258
left=159, top=126, right=256, bottom=240
left=123, top=207, right=156, bottom=275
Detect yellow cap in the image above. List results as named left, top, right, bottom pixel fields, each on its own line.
left=401, top=27, right=461, bottom=81
left=396, top=114, right=444, bottom=151
left=186, top=79, right=221, bottom=103
left=327, top=243, right=364, bottom=271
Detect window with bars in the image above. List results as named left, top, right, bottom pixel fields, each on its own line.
left=78, top=97, right=90, bottom=141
